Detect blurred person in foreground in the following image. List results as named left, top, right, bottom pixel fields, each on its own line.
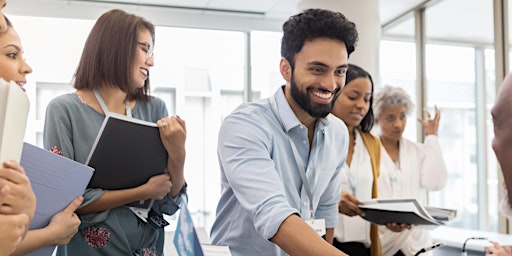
left=485, top=73, right=512, bottom=256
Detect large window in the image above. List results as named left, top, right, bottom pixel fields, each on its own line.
left=250, top=30, right=284, bottom=100
left=380, top=0, right=498, bottom=232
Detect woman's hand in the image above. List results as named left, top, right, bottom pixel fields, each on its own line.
left=47, top=196, right=83, bottom=245
left=157, top=116, right=186, bottom=198
left=385, top=222, right=411, bottom=232
left=417, top=105, right=440, bottom=136
left=158, top=116, right=186, bottom=169
left=140, top=174, right=172, bottom=200
left=338, top=191, right=365, bottom=216
left=0, top=161, right=36, bottom=220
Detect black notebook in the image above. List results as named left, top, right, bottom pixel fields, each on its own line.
left=86, top=113, right=168, bottom=208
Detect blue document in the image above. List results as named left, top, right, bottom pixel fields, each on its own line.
left=20, top=142, right=94, bottom=256
left=173, top=200, right=204, bottom=256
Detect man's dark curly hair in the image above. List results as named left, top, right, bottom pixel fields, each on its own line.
left=281, top=8, right=358, bottom=68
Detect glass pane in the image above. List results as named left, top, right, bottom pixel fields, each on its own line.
left=378, top=40, right=417, bottom=140
left=152, top=87, right=176, bottom=116
left=485, top=48, right=499, bottom=231
left=425, top=0, right=496, bottom=231
left=152, top=27, right=245, bottom=231
left=425, top=44, right=480, bottom=229
left=250, top=31, right=285, bottom=100
left=36, top=83, right=74, bottom=120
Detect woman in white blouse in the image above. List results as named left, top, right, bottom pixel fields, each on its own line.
left=373, top=86, right=448, bottom=256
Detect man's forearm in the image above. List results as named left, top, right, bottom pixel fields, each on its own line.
left=270, top=214, right=346, bottom=256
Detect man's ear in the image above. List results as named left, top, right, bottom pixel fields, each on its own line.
left=279, top=57, right=292, bottom=82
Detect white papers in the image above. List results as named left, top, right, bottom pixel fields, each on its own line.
left=20, top=143, right=94, bottom=256
left=0, top=78, right=30, bottom=163
left=424, top=206, right=457, bottom=222
left=201, top=244, right=232, bottom=256
left=359, top=198, right=449, bottom=226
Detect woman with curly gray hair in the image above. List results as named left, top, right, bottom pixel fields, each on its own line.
left=373, top=85, right=448, bottom=256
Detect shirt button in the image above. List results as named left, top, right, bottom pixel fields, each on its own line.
left=302, top=140, right=307, bottom=144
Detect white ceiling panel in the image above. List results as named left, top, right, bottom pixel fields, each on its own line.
left=8, top=0, right=495, bottom=45
left=206, top=0, right=279, bottom=12
left=75, top=0, right=210, bottom=8
left=379, top=0, right=427, bottom=24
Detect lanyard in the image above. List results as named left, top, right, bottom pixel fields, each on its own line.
left=269, top=95, right=324, bottom=219
left=93, top=88, right=132, bottom=118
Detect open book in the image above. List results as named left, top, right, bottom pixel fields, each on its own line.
left=0, top=78, right=30, bottom=163
left=359, top=198, right=456, bottom=226
left=20, top=143, right=94, bottom=256
left=86, top=112, right=168, bottom=208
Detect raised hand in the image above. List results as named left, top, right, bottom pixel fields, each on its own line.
left=417, top=105, right=440, bottom=136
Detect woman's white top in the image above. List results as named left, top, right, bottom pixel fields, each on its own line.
left=334, top=131, right=374, bottom=247
left=378, top=135, right=448, bottom=256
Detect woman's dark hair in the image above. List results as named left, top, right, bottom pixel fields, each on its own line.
left=281, top=8, right=358, bottom=68
left=344, top=64, right=375, bottom=132
left=73, top=9, right=155, bottom=100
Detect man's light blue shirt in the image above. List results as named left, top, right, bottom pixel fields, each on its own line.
left=210, top=87, right=349, bottom=256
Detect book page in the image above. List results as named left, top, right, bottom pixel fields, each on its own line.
left=360, top=198, right=442, bottom=225
left=0, top=79, right=29, bottom=163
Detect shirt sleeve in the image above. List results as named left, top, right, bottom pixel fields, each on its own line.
left=43, top=97, right=75, bottom=159
left=218, top=111, right=299, bottom=240
left=419, top=135, right=448, bottom=190
left=43, top=97, right=106, bottom=214
left=315, top=123, right=348, bottom=228
left=316, top=162, right=344, bottom=228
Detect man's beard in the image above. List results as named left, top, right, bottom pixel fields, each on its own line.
left=290, top=73, right=337, bottom=118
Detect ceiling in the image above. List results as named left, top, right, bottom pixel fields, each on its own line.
left=80, top=0, right=427, bottom=24
left=7, top=0, right=427, bottom=28
left=6, top=0, right=496, bottom=45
